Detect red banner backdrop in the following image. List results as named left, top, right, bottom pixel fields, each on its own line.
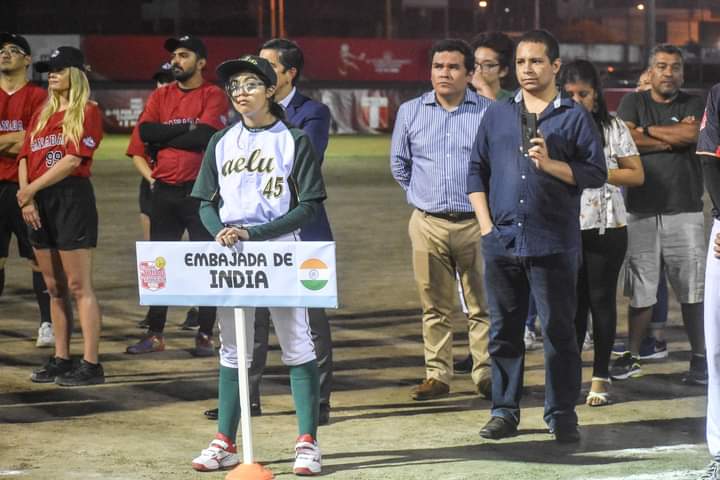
left=82, top=36, right=432, bottom=83
left=93, top=87, right=424, bottom=134
left=291, top=38, right=432, bottom=82
left=82, top=36, right=262, bottom=82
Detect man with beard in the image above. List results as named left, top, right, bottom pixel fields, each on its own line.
left=610, top=44, right=707, bottom=385
left=127, top=62, right=201, bottom=331
left=126, top=35, right=229, bottom=356
left=0, top=33, right=52, bottom=347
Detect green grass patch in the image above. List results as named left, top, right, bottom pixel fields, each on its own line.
left=95, top=133, right=395, bottom=186
left=97, top=134, right=392, bottom=162
left=326, top=134, right=391, bottom=159
left=95, top=134, right=132, bottom=162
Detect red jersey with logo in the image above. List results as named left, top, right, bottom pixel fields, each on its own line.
left=136, top=81, right=228, bottom=184
left=19, top=102, right=103, bottom=182
left=0, top=82, right=47, bottom=181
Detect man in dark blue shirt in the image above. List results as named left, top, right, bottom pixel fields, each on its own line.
left=467, top=30, right=606, bottom=443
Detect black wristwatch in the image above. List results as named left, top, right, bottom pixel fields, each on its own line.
left=643, top=125, right=652, bottom=138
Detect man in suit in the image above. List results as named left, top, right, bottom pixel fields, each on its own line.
left=204, top=38, right=335, bottom=425
left=257, top=39, right=333, bottom=424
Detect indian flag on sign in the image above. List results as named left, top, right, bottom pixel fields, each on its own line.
left=299, top=258, right=330, bottom=291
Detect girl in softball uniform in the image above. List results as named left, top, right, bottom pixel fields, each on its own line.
left=17, top=46, right=104, bottom=386
left=191, top=55, right=326, bottom=476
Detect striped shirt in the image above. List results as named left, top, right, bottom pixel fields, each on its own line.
left=391, top=89, right=491, bottom=213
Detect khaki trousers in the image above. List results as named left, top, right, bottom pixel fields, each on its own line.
left=408, top=209, right=490, bottom=386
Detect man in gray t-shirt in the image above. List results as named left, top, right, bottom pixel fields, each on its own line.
left=612, top=43, right=707, bottom=385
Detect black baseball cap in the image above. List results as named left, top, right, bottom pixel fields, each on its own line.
left=0, top=32, right=31, bottom=55
left=216, top=55, right=277, bottom=87
left=152, top=62, right=174, bottom=83
left=34, top=46, right=85, bottom=73
left=164, top=35, right=207, bottom=59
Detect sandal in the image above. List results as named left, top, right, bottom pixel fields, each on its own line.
left=586, top=377, right=611, bottom=407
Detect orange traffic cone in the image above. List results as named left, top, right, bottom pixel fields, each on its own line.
left=225, top=463, right=274, bottom=480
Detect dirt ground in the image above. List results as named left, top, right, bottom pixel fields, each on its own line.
left=0, top=135, right=712, bottom=479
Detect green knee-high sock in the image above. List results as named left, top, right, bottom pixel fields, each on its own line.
left=218, top=365, right=241, bottom=443
left=289, top=359, right=320, bottom=439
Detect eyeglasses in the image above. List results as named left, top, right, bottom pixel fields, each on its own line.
left=0, top=47, right=27, bottom=57
left=475, top=62, right=500, bottom=72
left=226, top=80, right=265, bottom=96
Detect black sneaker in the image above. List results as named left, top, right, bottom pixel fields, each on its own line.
left=453, top=354, right=473, bottom=374
left=610, top=352, right=641, bottom=380
left=319, top=403, right=331, bottom=426
left=683, top=355, right=708, bottom=386
left=181, top=307, right=200, bottom=330
left=30, top=356, right=73, bottom=383
left=56, top=360, right=105, bottom=386
left=638, top=336, right=668, bottom=360
left=204, top=403, right=261, bottom=420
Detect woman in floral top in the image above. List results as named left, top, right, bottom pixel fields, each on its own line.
left=559, top=60, right=644, bottom=406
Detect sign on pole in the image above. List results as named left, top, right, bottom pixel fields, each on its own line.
left=136, top=241, right=338, bottom=308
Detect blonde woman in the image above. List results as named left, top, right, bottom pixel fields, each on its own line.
left=17, top=46, right=104, bottom=386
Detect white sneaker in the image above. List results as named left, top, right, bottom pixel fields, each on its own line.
left=36, top=322, right=55, bottom=348
left=191, top=436, right=240, bottom=472
left=293, top=434, right=321, bottom=476
left=524, top=327, right=538, bottom=351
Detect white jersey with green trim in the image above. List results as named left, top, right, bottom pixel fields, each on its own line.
left=214, top=120, right=296, bottom=227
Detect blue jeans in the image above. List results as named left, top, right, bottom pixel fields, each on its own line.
left=526, top=295, right=537, bottom=331
left=482, top=229, right=581, bottom=430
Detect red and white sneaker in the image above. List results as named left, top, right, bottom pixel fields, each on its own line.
left=293, top=434, right=321, bottom=476
left=191, top=434, right=240, bottom=472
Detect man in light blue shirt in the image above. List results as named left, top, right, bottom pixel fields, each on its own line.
left=391, top=38, right=492, bottom=401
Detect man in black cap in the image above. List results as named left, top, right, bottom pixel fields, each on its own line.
left=127, top=61, right=201, bottom=330
left=0, top=33, right=52, bottom=348
left=126, top=35, right=229, bottom=356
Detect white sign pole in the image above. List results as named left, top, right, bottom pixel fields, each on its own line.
left=234, top=307, right=255, bottom=465
left=226, top=307, right=274, bottom=479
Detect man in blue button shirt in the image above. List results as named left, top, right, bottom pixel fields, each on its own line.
left=391, top=39, right=492, bottom=401
left=467, top=30, right=606, bottom=443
